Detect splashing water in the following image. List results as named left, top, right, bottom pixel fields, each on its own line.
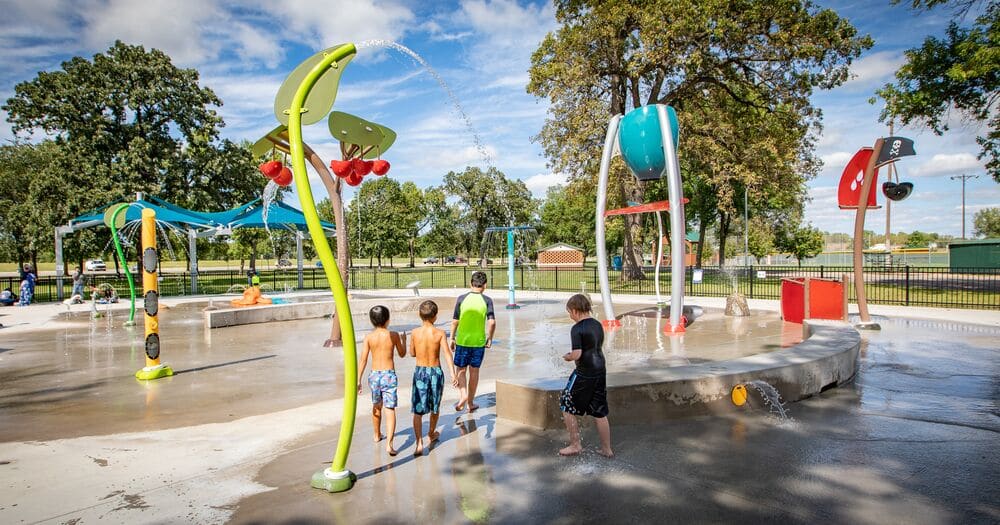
left=356, top=39, right=516, bottom=225
left=745, top=380, right=791, bottom=420
left=357, top=40, right=494, bottom=168
left=261, top=180, right=279, bottom=233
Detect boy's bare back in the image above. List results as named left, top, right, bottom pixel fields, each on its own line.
left=410, top=325, right=447, bottom=367
left=364, top=328, right=405, bottom=371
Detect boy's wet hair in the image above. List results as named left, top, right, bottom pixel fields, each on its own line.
left=566, top=294, right=592, bottom=313
left=369, top=305, right=390, bottom=327
left=419, top=300, right=438, bottom=321
left=471, top=271, right=487, bottom=287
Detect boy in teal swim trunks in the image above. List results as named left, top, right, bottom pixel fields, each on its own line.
left=357, top=305, right=407, bottom=456
left=448, top=271, right=496, bottom=412
left=410, top=300, right=457, bottom=456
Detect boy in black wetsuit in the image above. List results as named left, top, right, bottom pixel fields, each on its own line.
left=558, top=294, right=613, bottom=458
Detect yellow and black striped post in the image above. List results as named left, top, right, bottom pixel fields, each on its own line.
left=135, top=208, right=173, bottom=380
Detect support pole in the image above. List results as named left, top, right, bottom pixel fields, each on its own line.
left=54, top=227, right=65, bottom=301
left=654, top=211, right=664, bottom=306
left=595, top=114, right=623, bottom=329
left=188, top=229, right=198, bottom=295
left=506, top=228, right=518, bottom=309
left=296, top=231, right=304, bottom=290
left=852, top=138, right=884, bottom=330
left=657, top=104, right=686, bottom=333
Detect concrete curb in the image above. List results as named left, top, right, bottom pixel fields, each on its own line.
left=496, top=320, right=860, bottom=429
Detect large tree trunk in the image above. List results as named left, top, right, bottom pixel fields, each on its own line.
left=408, top=238, right=415, bottom=267
left=718, top=211, right=730, bottom=269
left=696, top=218, right=708, bottom=269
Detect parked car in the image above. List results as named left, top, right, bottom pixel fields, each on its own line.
left=277, top=259, right=293, bottom=268
left=85, top=259, right=107, bottom=271
left=423, top=257, right=438, bottom=264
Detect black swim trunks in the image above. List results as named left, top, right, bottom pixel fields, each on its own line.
left=559, top=370, right=608, bottom=418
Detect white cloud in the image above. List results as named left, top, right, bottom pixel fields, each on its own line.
left=909, top=152, right=984, bottom=177
left=843, top=50, right=906, bottom=91
left=523, top=172, right=566, bottom=197
left=80, top=0, right=225, bottom=66
left=245, top=0, right=415, bottom=52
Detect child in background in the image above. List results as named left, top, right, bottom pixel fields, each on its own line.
left=357, top=305, right=407, bottom=456
left=409, top=300, right=457, bottom=456
left=558, top=294, right=613, bottom=458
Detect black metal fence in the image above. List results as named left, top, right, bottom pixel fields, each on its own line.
left=7, top=264, right=999, bottom=310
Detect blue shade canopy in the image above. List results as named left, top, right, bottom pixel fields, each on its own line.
left=71, top=199, right=219, bottom=229
left=228, top=200, right=335, bottom=233
left=70, top=197, right=334, bottom=234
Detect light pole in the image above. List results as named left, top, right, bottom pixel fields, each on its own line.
left=950, top=174, right=979, bottom=239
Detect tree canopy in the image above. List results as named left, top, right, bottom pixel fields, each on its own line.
left=876, top=1, right=999, bottom=181
left=973, top=206, right=1000, bottom=237
left=528, top=0, right=871, bottom=275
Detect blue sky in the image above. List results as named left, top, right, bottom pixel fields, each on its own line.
left=1, top=0, right=996, bottom=238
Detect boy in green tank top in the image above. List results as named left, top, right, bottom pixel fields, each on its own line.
left=449, top=271, right=496, bottom=413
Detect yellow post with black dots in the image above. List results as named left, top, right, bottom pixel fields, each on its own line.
left=135, top=208, right=173, bottom=381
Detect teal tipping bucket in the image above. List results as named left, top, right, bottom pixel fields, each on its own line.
left=617, top=105, right=679, bottom=181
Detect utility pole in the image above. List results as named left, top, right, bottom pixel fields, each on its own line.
left=885, top=120, right=894, bottom=257
left=950, top=174, right=979, bottom=239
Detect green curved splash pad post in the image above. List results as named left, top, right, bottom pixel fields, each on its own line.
left=277, top=43, right=360, bottom=493
left=104, top=203, right=137, bottom=325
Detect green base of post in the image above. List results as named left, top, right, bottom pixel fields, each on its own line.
left=123, top=320, right=136, bottom=327
left=311, top=468, right=356, bottom=493
left=135, top=364, right=173, bottom=380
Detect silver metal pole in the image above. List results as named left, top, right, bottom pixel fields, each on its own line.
left=188, top=229, right=198, bottom=295
left=595, top=114, right=623, bottom=327
left=656, top=104, right=685, bottom=332
left=54, top=227, right=65, bottom=300
left=296, top=231, right=304, bottom=289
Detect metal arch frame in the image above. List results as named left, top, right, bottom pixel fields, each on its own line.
left=595, top=105, right=686, bottom=333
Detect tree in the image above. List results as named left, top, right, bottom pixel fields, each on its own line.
left=775, top=225, right=825, bottom=266
left=528, top=0, right=871, bottom=277
left=3, top=41, right=263, bottom=275
left=747, top=217, right=775, bottom=261
left=443, top=166, right=537, bottom=262
left=906, top=230, right=934, bottom=248
left=4, top=41, right=226, bottom=200
left=420, top=197, right=463, bottom=261
left=538, top=182, right=597, bottom=255
left=973, top=206, right=1000, bottom=237
left=876, top=1, right=999, bottom=181
left=347, top=177, right=410, bottom=267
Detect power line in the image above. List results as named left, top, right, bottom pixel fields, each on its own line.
left=949, top=174, right=980, bottom=239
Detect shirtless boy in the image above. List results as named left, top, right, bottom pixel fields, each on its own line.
left=409, top=300, right=457, bottom=456
left=357, top=305, right=407, bottom=455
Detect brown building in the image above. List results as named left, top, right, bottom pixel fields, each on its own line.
left=537, top=243, right=585, bottom=268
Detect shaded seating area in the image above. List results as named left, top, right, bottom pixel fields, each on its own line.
left=54, top=193, right=334, bottom=299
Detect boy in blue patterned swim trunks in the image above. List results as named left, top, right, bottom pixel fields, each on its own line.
left=409, top=300, right=457, bottom=456
left=357, top=305, right=407, bottom=455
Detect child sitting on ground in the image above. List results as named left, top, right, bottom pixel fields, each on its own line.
left=558, top=294, right=613, bottom=458
left=409, top=300, right=457, bottom=456
left=357, top=305, right=407, bottom=456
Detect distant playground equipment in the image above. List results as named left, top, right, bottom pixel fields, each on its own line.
left=230, top=272, right=273, bottom=307
left=104, top=202, right=137, bottom=325
left=135, top=208, right=173, bottom=381
left=837, top=136, right=917, bottom=329
left=482, top=225, right=537, bottom=309
left=595, top=105, right=687, bottom=332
